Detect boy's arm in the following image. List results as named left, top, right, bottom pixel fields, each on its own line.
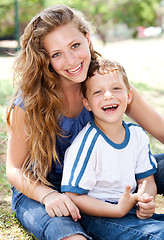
left=136, top=175, right=157, bottom=219
left=137, top=175, right=157, bottom=198
left=66, top=192, right=122, bottom=218
left=66, top=181, right=147, bottom=219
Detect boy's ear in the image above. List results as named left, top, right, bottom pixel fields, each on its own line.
left=127, top=88, right=133, bottom=104
left=83, top=98, right=92, bottom=111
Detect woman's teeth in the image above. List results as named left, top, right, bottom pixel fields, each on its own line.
left=67, top=63, right=82, bottom=74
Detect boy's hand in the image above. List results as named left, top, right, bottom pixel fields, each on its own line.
left=136, top=193, right=155, bottom=219
left=117, top=180, right=147, bottom=217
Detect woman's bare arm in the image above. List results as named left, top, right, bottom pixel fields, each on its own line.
left=126, top=85, right=164, bottom=143
left=6, top=105, right=54, bottom=200
left=6, top=106, right=80, bottom=221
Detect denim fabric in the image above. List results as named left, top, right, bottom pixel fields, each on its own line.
left=11, top=187, right=92, bottom=240
left=81, top=209, right=164, bottom=240
left=154, top=154, right=164, bottom=194
left=11, top=153, right=164, bottom=239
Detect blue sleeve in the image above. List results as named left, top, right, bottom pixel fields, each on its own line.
left=14, top=93, right=25, bottom=110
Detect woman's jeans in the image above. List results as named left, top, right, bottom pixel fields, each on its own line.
left=81, top=209, right=164, bottom=240
left=154, top=154, right=164, bottom=194
left=11, top=187, right=92, bottom=240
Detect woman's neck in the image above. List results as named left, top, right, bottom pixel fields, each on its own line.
left=61, top=81, right=84, bottom=118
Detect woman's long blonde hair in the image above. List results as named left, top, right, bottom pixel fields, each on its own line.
left=7, top=5, right=101, bottom=185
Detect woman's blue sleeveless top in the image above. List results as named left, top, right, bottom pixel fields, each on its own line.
left=14, top=96, right=93, bottom=189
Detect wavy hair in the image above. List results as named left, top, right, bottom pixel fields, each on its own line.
left=7, top=5, right=101, bottom=185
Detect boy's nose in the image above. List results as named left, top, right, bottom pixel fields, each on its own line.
left=104, top=90, right=113, bottom=100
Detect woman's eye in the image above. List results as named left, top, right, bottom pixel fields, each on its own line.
left=52, top=52, right=61, bottom=58
left=72, top=43, right=80, bottom=49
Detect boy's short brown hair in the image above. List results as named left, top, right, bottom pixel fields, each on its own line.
left=82, top=59, right=130, bottom=98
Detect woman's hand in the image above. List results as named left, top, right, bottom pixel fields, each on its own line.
left=42, top=191, right=81, bottom=221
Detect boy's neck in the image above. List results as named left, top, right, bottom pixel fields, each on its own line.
left=94, top=119, right=126, bottom=144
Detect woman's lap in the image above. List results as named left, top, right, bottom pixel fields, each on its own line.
left=81, top=209, right=164, bottom=240
left=11, top=186, right=91, bottom=240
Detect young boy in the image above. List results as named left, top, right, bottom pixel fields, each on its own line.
left=61, top=59, right=164, bottom=239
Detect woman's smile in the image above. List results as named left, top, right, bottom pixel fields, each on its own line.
left=66, top=62, right=83, bottom=75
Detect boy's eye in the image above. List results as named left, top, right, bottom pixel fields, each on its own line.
left=113, top=87, right=121, bottom=90
left=52, top=52, right=61, bottom=58
left=72, top=43, right=80, bottom=49
left=94, top=90, right=102, bottom=95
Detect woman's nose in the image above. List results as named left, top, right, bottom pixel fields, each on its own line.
left=65, top=51, right=76, bottom=66
left=104, top=90, right=113, bottom=100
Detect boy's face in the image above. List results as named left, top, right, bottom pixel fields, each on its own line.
left=83, top=70, right=132, bottom=126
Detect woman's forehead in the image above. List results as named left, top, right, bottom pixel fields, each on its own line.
left=43, top=23, right=85, bottom=52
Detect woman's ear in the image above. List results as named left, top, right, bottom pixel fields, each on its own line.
left=86, top=33, right=91, bottom=46
left=127, top=88, right=133, bottom=104
left=83, top=98, right=92, bottom=111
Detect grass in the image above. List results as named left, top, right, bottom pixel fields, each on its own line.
left=0, top=65, right=35, bottom=239
left=0, top=38, right=164, bottom=239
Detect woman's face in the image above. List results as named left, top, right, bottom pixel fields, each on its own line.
left=43, top=23, right=91, bottom=85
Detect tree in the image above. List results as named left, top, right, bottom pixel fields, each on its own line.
left=68, top=0, right=118, bottom=43
left=114, top=0, right=161, bottom=28
left=0, top=0, right=162, bottom=42
left=0, top=0, right=44, bottom=39
left=0, top=0, right=15, bottom=38
left=50, top=0, right=161, bottom=43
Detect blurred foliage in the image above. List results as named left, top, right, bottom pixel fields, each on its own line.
left=46, top=0, right=162, bottom=42
left=0, top=0, right=44, bottom=38
left=114, top=0, right=161, bottom=28
left=0, top=0, right=162, bottom=42
left=67, top=0, right=162, bottom=42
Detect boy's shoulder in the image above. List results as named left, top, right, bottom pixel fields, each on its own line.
left=125, top=121, right=146, bottom=132
left=125, top=121, right=149, bottom=141
left=71, top=121, right=96, bottom=144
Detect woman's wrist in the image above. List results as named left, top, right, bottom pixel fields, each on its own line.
left=40, top=189, right=58, bottom=205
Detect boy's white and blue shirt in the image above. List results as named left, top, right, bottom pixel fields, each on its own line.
left=61, top=120, right=157, bottom=202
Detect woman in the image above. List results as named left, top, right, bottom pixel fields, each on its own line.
left=6, top=5, right=164, bottom=240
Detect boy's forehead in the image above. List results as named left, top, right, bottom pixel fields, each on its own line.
left=90, top=70, right=123, bottom=84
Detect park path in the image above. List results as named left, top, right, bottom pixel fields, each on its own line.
left=92, top=37, right=164, bottom=89
left=0, top=56, right=15, bottom=81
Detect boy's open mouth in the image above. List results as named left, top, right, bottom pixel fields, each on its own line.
left=102, top=104, right=118, bottom=112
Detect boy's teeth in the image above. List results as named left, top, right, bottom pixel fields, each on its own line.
left=103, top=105, right=118, bottom=110
left=68, top=63, right=81, bottom=73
